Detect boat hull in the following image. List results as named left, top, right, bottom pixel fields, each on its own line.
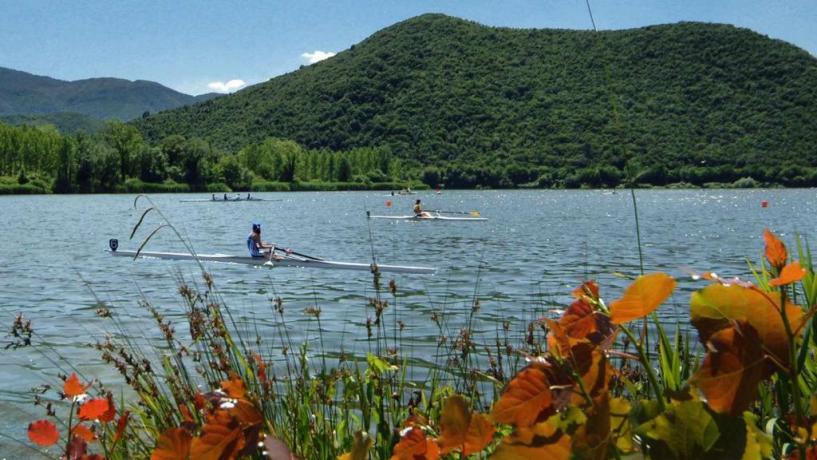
left=367, top=214, right=487, bottom=221
left=110, top=250, right=434, bottom=274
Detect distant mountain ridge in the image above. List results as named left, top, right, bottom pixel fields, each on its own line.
left=0, top=66, right=220, bottom=121
left=136, top=14, right=817, bottom=181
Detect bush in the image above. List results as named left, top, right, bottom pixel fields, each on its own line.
left=731, top=176, right=760, bottom=188
left=205, top=182, right=232, bottom=192
left=251, top=180, right=291, bottom=192
left=118, top=178, right=191, bottom=193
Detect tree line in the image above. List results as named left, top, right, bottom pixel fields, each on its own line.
left=0, top=121, right=412, bottom=193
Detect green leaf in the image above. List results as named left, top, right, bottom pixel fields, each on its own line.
left=636, top=400, right=719, bottom=460
left=741, top=412, right=772, bottom=460
left=366, top=353, right=397, bottom=374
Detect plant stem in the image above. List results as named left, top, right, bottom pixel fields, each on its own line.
left=621, top=325, right=665, bottom=412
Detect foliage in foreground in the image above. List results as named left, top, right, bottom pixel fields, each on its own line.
left=12, top=229, right=817, bottom=458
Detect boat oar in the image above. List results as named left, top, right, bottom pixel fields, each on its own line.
left=273, top=246, right=322, bottom=261
left=428, top=209, right=481, bottom=217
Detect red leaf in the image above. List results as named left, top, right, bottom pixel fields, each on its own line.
left=99, top=394, right=116, bottom=423
left=78, top=398, right=110, bottom=421
left=72, top=423, right=96, bottom=443
left=770, top=261, right=806, bottom=287
left=114, top=411, right=130, bottom=443
left=64, top=372, right=89, bottom=398
left=28, top=419, right=60, bottom=446
left=67, top=435, right=88, bottom=459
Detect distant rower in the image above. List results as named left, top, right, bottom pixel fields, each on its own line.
left=413, top=199, right=430, bottom=218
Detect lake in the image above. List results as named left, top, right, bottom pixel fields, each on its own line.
left=0, top=189, right=813, bottom=447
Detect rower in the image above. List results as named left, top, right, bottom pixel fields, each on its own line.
left=212, top=193, right=216, bottom=201
left=413, top=199, right=430, bottom=218
left=247, top=223, right=278, bottom=259
left=247, top=193, right=251, bottom=200
left=223, top=193, right=228, bottom=201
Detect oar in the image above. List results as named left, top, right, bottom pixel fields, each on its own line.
left=272, top=246, right=323, bottom=261
left=428, top=209, right=481, bottom=217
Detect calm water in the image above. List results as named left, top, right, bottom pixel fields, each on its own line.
left=0, top=189, right=814, bottom=447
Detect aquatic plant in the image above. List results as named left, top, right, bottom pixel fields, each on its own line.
left=11, top=228, right=817, bottom=458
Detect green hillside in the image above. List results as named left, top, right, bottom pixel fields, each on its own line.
left=0, top=67, right=221, bottom=121
left=137, top=14, right=817, bottom=187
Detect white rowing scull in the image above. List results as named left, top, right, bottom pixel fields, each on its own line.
left=108, top=240, right=434, bottom=274
left=366, top=212, right=487, bottom=222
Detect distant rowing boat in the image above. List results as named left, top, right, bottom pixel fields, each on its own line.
left=180, top=197, right=280, bottom=202
left=108, top=241, right=434, bottom=274
left=366, top=212, right=487, bottom=222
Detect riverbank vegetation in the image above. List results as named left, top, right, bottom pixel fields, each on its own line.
left=3, top=118, right=816, bottom=194
left=0, top=121, right=424, bottom=194
left=8, top=227, right=817, bottom=458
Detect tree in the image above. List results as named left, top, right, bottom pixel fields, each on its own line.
left=337, top=157, right=352, bottom=182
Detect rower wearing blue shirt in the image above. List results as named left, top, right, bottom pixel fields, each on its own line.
left=247, top=223, right=277, bottom=259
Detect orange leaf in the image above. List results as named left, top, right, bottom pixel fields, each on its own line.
left=691, top=283, right=804, bottom=367
left=220, top=377, right=246, bottom=399
left=99, top=394, right=116, bottom=423
left=64, top=372, right=89, bottom=398
left=28, top=419, right=60, bottom=446
left=491, top=366, right=552, bottom=427
left=770, top=261, right=806, bottom=287
left=570, top=343, right=612, bottom=403
left=72, top=424, right=96, bottom=443
left=78, top=398, right=110, bottom=421
left=691, top=324, right=766, bottom=415
left=151, top=427, right=192, bottom=460
left=491, top=422, right=571, bottom=460
left=462, top=413, right=495, bottom=456
left=609, top=273, right=676, bottom=324
left=571, top=280, right=600, bottom=301
left=190, top=423, right=243, bottom=460
left=114, top=411, right=130, bottom=443
left=764, top=229, right=788, bottom=270
left=437, top=395, right=470, bottom=454
left=337, top=431, right=372, bottom=460
left=391, top=426, right=440, bottom=460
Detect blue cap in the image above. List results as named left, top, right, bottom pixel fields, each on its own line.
left=252, top=222, right=261, bottom=232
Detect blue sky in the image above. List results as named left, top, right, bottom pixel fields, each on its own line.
left=2, top=0, right=815, bottom=95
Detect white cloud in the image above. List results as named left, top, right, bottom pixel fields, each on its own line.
left=207, top=79, right=246, bottom=93
left=301, top=50, right=336, bottom=64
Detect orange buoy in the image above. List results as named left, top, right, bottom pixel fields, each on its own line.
left=385, top=200, right=392, bottom=208
left=761, top=200, right=768, bottom=208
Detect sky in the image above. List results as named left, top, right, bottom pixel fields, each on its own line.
left=1, top=0, right=815, bottom=95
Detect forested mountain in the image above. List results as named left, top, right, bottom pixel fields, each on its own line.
left=138, top=14, right=817, bottom=187
left=0, top=66, right=220, bottom=121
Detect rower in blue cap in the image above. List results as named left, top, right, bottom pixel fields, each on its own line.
left=247, top=222, right=277, bottom=259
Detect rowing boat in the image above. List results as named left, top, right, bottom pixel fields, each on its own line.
left=366, top=212, right=487, bottom=222
left=108, top=244, right=434, bottom=274
left=180, top=198, right=278, bottom=202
